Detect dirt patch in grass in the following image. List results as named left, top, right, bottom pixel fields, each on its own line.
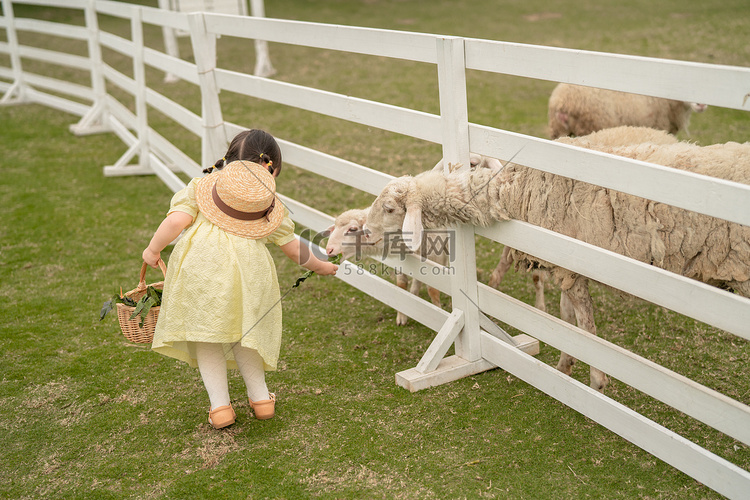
left=302, top=463, right=435, bottom=498
left=175, top=425, right=242, bottom=470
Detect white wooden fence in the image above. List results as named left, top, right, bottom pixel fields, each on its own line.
left=2, top=1, right=750, bottom=496
left=157, top=0, right=275, bottom=80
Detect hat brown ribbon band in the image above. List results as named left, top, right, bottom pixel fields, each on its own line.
left=212, top=184, right=275, bottom=221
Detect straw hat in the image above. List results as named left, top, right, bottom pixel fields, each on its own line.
left=195, top=160, right=284, bottom=239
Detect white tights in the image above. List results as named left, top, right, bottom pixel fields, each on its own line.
left=195, top=342, right=270, bottom=410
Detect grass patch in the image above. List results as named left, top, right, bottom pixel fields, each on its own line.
left=1, top=1, right=749, bottom=498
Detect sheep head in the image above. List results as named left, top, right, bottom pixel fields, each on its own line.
left=364, top=175, right=425, bottom=253
left=325, top=208, right=378, bottom=260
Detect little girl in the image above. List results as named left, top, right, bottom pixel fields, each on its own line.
left=142, top=129, right=338, bottom=429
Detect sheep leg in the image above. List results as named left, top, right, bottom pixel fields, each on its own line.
left=557, top=276, right=609, bottom=392
left=488, top=246, right=513, bottom=288
left=426, top=286, right=442, bottom=308
left=395, top=272, right=409, bottom=326
left=557, top=292, right=577, bottom=376
left=532, top=270, right=547, bottom=313
left=409, top=276, right=422, bottom=296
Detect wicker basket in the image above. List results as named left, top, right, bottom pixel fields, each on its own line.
left=117, top=261, right=167, bottom=343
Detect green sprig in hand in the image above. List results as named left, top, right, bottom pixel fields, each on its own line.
left=292, top=254, right=342, bottom=288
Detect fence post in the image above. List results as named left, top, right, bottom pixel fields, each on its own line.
left=436, top=36, right=482, bottom=362
left=70, top=0, right=110, bottom=135
left=250, top=0, right=275, bottom=78
left=102, top=6, right=151, bottom=174
left=395, top=36, right=494, bottom=392
left=0, top=0, right=28, bottom=105
left=132, top=7, right=150, bottom=170
left=188, top=12, right=227, bottom=169
left=158, top=0, right=181, bottom=83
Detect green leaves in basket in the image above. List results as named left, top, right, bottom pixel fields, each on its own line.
left=129, top=286, right=162, bottom=327
left=100, top=288, right=136, bottom=321
left=99, top=285, right=163, bottom=328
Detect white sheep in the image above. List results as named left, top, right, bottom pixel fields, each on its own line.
left=325, top=154, right=502, bottom=325
left=491, top=127, right=680, bottom=312
left=325, top=207, right=448, bottom=326
left=363, top=126, right=750, bottom=391
left=548, top=83, right=707, bottom=139
left=435, top=154, right=550, bottom=311
left=449, top=128, right=677, bottom=312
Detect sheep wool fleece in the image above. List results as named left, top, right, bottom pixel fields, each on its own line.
left=492, top=137, right=750, bottom=295
left=151, top=178, right=296, bottom=371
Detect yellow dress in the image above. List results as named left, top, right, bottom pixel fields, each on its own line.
left=151, top=179, right=295, bottom=371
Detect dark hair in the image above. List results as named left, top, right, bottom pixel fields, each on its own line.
left=203, top=129, right=283, bottom=175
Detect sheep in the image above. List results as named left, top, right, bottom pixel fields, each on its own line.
left=548, top=83, right=707, bottom=139
left=435, top=154, right=550, bottom=311
left=324, top=153, right=501, bottom=325
left=453, top=128, right=678, bottom=311
left=324, top=154, right=514, bottom=324
left=325, top=207, right=448, bottom=326
left=363, top=126, right=750, bottom=392
left=490, top=127, right=681, bottom=312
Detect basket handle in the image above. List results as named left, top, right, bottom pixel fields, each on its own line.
left=138, top=260, right=167, bottom=290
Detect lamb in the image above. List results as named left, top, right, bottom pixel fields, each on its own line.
left=363, top=126, right=750, bottom=391
left=432, top=152, right=505, bottom=173
left=325, top=207, right=448, bottom=326
left=325, top=154, right=502, bottom=325
left=548, top=82, right=707, bottom=139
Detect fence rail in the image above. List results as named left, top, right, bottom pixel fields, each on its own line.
left=1, top=1, right=749, bottom=497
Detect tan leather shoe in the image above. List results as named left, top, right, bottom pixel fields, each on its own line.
left=249, top=393, right=276, bottom=420
left=208, top=405, right=236, bottom=429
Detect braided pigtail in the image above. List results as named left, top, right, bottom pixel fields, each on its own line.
left=259, top=152, right=275, bottom=175
left=202, top=157, right=227, bottom=175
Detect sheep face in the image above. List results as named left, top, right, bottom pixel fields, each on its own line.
left=325, top=208, right=380, bottom=260
left=364, top=176, right=424, bottom=253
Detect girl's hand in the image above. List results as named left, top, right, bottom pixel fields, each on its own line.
left=316, top=262, right=339, bottom=276
left=142, top=247, right=162, bottom=268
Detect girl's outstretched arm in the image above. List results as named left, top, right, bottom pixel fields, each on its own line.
left=142, top=211, right=193, bottom=267
left=281, top=238, right=338, bottom=276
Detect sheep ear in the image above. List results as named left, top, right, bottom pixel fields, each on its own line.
left=485, top=157, right=504, bottom=172
left=402, top=204, right=423, bottom=252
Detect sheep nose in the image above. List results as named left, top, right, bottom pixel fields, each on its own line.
left=326, top=246, right=334, bottom=255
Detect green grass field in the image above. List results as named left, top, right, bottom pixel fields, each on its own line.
left=1, top=0, right=749, bottom=498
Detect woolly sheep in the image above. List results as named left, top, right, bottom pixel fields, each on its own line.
left=325, top=155, right=507, bottom=325
left=325, top=207, right=448, bottom=326
left=490, top=127, right=680, bottom=312
left=548, top=83, right=707, bottom=139
left=325, top=154, right=501, bottom=324
left=435, top=153, right=550, bottom=310
left=363, top=126, right=750, bottom=391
